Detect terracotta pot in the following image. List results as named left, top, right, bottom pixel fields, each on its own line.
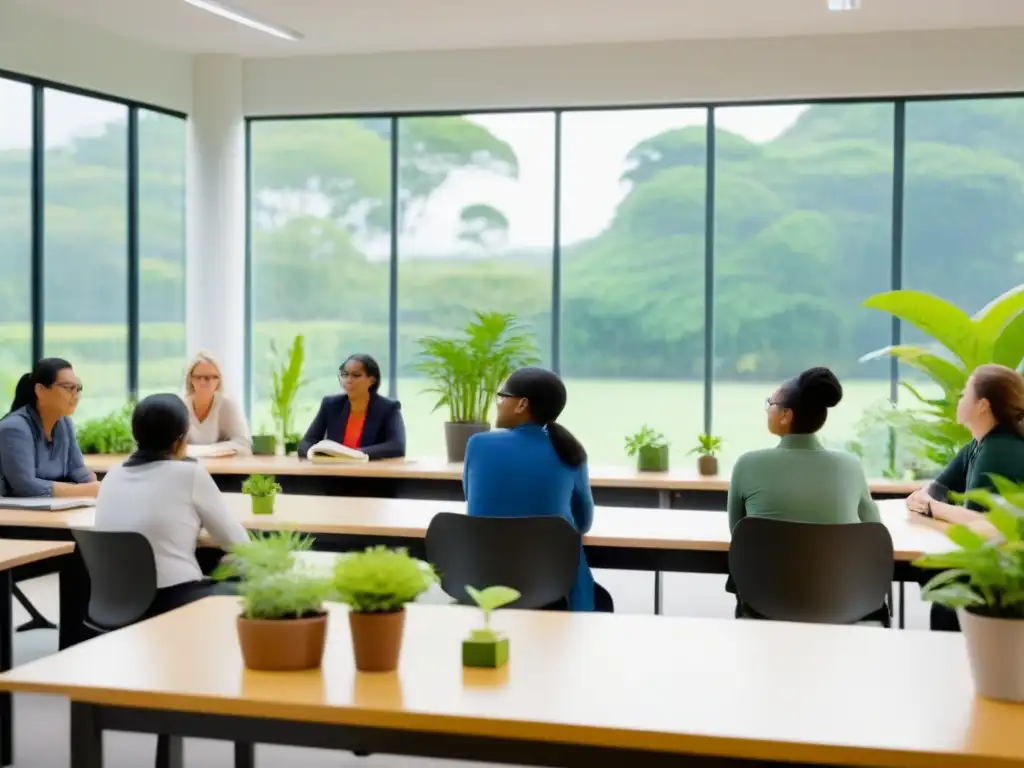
left=237, top=613, right=327, bottom=671
left=697, top=455, right=718, bottom=476
left=349, top=609, right=406, bottom=672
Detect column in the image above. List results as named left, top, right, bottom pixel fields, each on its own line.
left=186, top=55, right=245, bottom=402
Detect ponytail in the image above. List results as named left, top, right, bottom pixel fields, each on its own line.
left=8, top=373, right=34, bottom=415
left=545, top=421, right=587, bottom=468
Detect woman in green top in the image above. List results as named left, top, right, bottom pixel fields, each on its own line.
left=906, top=363, right=1024, bottom=632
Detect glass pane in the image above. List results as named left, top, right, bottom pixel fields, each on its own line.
left=138, top=110, right=186, bottom=396
left=249, top=118, right=392, bottom=437
left=0, top=78, right=33, bottom=399
left=397, top=113, right=554, bottom=457
left=712, top=103, right=893, bottom=470
left=560, top=108, right=706, bottom=466
left=44, top=90, right=128, bottom=421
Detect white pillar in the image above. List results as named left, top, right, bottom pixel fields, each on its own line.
left=186, top=55, right=245, bottom=402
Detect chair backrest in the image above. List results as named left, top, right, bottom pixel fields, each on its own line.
left=728, top=517, right=894, bottom=624
left=425, top=513, right=580, bottom=609
left=71, top=529, right=158, bottom=630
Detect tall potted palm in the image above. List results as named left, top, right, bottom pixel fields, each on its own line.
left=414, top=311, right=538, bottom=462
left=269, top=335, right=306, bottom=452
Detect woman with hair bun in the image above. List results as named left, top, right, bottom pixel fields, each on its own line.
left=727, top=366, right=881, bottom=532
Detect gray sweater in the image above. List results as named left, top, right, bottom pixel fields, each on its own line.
left=0, top=406, right=93, bottom=497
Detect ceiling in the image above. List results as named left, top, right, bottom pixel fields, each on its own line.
left=17, top=0, right=1024, bottom=57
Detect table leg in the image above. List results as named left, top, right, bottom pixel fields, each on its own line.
left=653, top=571, right=663, bottom=615
left=0, top=571, right=11, bottom=767
left=58, top=552, right=91, bottom=650
left=234, top=742, right=255, bottom=768
left=899, top=581, right=906, bottom=629
left=155, top=734, right=182, bottom=768
left=70, top=703, right=103, bottom=768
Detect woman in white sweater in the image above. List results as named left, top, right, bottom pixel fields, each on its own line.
left=183, top=352, right=251, bottom=455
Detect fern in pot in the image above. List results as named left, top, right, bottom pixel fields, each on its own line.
left=414, top=311, right=538, bottom=462
left=914, top=475, right=1024, bottom=702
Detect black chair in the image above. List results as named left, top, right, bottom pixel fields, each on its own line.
left=71, top=529, right=158, bottom=633
left=425, top=513, right=580, bottom=609
left=729, top=518, right=894, bottom=626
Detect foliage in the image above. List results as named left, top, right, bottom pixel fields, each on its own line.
left=466, top=585, right=520, bottom=635
left=76, top=403, right=135, bottom=454
left=688, top=434, right=722, bottom=458
left=269, top=334, right=306, bottom=441
left=915, top=475, right=1024, bottom=619
left=624, top=425, right=669, bottom=457
left=241, top=473, right=282, bottom=498
left=333, top=546, right=438, bottom=613
left=413, top=311, right=539, bottom=423
left=214, top=531, right=330, bottom=620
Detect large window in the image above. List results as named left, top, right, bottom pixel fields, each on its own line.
left=560, top=109, right=706, bottom=465
left=396, top=113, right=554, bottom=456
left=249, top=118, right=393, bottom=436
left=712, top=104, right=894, bottom=467
left=43, top=90, right=128, bottom=421
left=0, top=78, right=33, bottom=397
left=138, top=110, right=187, bottom=396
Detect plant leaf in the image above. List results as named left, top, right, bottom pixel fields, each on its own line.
left=467, top=585, right=521, bottom=612
left=992, top=310, right=1024, bottom=370
left=862, top=290, right=984, bottom=369
left=948, top=524, right=988, bottom=551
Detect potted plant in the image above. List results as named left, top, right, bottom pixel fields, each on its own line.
left=689, top=434, right=722, bottom=476
left=284, top=433, right=301, bottom=456
left=270, top=335, right=306, bottom=451
left=414, top=311, right=538, bottom=463
left=215, top=531, right=333, bottom=672
left=624, top=425, right=670, bottom=472
left=333, top=546, right=438, bottom=672
left=76, top=403, right=135, bottom=455
left=462, top=585, right=520, bottom=668
left=251, top=424, right=277, bottom=457
left=242, top=473, right=282, bottom=516
left=914, top=475, right=1024, bottom=702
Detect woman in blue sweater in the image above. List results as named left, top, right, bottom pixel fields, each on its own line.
left=462, top=367, right=598, bottom=611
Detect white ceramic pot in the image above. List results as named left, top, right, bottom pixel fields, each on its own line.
left=958, top=609, right=1024, bottom=703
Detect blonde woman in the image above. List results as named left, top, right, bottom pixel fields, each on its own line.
left=182, top=352, right=251, bottom=456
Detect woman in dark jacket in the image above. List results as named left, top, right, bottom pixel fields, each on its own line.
left=297, top=354, right=406, bottom=460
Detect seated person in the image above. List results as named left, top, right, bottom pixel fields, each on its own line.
left=298, top=354, right=405, bottom=460
left=463, top=367, right=601, bottom=612
left=906, top=363, right=1024, bottom=632
left=727, top=367, right=881, bottom=617
left=183, top=351, right=251, bottom=455
left=95, top=394, right=249, bottom=617
left=0, top=358, right=99, bottom=498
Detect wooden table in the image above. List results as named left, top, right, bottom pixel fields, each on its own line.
left=0, top=540, right=75, bottom=767
left=0, top=597, right=1019, bottom=768
left=84, top=454, right=921, bottom=511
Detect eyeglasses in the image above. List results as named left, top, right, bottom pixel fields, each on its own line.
left=55, top=383, right=83, bottom=395
left=338, top=371, right=366, bottom=381
left=765, top=397, right=780, bottom=411
left=191, top=374, right=220, bottom=383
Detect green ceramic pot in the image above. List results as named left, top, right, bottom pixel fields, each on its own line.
left=637, top=444, right=669, bottom=472
left=251, top=495, right=275, bottom=516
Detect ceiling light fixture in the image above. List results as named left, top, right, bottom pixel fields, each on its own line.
left=182, top=0, right=304, bottom=41
left=828, top=0, right=860, bottom=9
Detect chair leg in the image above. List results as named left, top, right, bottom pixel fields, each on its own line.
left=13, top=585, right=56, bottom=632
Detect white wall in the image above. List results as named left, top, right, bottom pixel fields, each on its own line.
left=244, top=27, right=1024, bottom=116
left=0, top=2, right=191, bottom=112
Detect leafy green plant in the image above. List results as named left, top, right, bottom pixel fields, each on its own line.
left=76, top=403, right=135, bottom=454
left=466, top=585, right=520, bottom=639
left=241, top=474, right=282, bottom=498
left=214, top=531, right=330, bottom=620
left=689, top=433, right=722, bottom=458
left=269, top=334, right=306, bottom=441
left=414, top=311, right=539, bottom=424
left=624, top=425, right=668, bottom=457
left=333, top=546, right=438, bottom=613
left=915, top=475, right=1024, bottom=619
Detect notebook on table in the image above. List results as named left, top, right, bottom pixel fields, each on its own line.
left=308, top=440, right=369, bottom=464
left=186, top=444, right=239, bottom=459
left=0, top=497, right=96, bottom=511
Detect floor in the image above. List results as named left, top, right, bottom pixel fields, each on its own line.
left=8, top=569, right=932, bottom=766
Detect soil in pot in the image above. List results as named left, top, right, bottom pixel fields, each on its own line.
left=697, top=455, right=718, bottom=476
left=444, top=422, right=491, bottom=463
left=237, top=613, right=327, bottom=671
left=637, top=444, right=669, bottom=472
left=959, top=608, right=1024, bottom=702
left=349, top=609, right=406, bottom=672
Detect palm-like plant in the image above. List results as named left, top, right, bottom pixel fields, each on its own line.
left=269, top=335, right=306, bottom=441
left=414, top=312, right=539, bottom=424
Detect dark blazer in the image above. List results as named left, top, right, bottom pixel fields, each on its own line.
left=298, top=394, right=406, bottom=460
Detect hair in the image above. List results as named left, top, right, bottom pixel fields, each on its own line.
left=341, top=354, right=381, bottom=395
left=132, top=394, right=190, bottom=454
left=8, top=358, right=73, bottom=415
left=778, top=366, right=844, bottom=435
left=502, top=366, right=587, bottom=467
left=970, top=364, right=1024, bottom=436
left=183, top=351, right=223, bottom=397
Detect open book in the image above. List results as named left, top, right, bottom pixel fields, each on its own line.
left=186, top=444, right=240, bottom=459
left=308, top=440, right=369, bottom=463
left=0, top=497, right=96, bottom=511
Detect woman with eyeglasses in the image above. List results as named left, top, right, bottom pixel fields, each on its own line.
left=297, top=354, right=406, bottom=460
left=182, top=352, right=251, bottom=455
left=0, top=358, right=100, bottom=498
